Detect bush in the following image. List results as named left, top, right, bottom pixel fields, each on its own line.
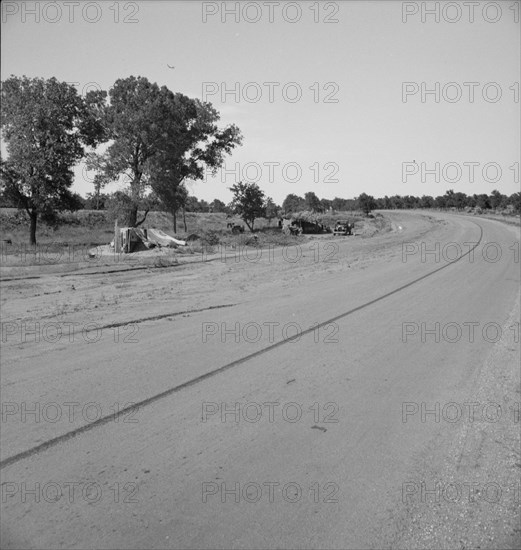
left=106, top=192, right=135, bottom=224
left=0, top=209, right=29, bottom=230
left=82, top=211, right=108, bottom=228
left=200, top=230, right=221, bottom=246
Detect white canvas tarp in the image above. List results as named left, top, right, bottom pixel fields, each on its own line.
left=146, top=228, right=187, bottom=247
left=111, top=227, right=186, bottom=252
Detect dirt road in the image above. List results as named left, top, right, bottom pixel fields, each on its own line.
left=1, top=212, right=519, bottom=549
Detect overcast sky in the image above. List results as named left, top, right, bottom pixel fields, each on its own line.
left=1, top=0, right=520, bottom=204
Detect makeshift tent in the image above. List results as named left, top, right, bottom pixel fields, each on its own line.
left=147, top=228, right=187, bottom=248
left=111, top=227, right=187, bottom=253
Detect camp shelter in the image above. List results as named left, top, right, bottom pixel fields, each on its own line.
left=147, top=228, right=187, bottom=248
left=113, top=227, right=187, bottom=253
left=116, top=228, right=154, bottom=253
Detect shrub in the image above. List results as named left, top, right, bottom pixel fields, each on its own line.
left=200, top=230, right=221, bottom=246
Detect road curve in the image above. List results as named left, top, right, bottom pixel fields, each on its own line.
left=1, top=212, right=519, bottom=549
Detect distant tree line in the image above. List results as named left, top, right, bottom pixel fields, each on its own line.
left=371, top=189, right=520, bottom=213
left=2, top=187, right=518, bottom=218
left=281, top=189, right=520, bottom=215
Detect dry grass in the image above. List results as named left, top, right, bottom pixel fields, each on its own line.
left=0, top=208, right=383, bottom=267
left=0, top=208, right=282, bottom=244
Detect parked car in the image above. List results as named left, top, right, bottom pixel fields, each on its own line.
left=227, top=222, right=245, bottom=234
left=333, top=220, right=352, bottom=236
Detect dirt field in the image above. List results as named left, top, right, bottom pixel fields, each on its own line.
left=0, top=212, right=397, bottom=328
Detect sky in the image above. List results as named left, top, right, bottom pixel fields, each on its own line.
left=1, top=0, right=520, bottom=205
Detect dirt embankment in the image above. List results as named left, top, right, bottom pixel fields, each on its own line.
left=0, top=212, right=440, bottom=332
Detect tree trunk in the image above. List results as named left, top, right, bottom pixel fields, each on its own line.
left=135, top=209, right=150, bottom=227
left=128, top=205, right=138, bottom=227
left=172, top=210, right=177, bottom=233
left=29, top=211, right=37, bottom=245
left=183, top=208, right=187, bottom=233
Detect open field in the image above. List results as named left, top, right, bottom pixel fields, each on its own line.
left=0, top=208, right=373, bottom=244
left=0, top=209, right=386, bottom=272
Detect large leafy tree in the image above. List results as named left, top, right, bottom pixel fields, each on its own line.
left=474, top=193, right=491, bottom=210
left=357, top=193, right=377, bottom=216
left=489, top=189, right=506, bottom=210
left=185, top=195, right=206, bottom=212
left=420, top=195, right=434, bottom=208
left=210, top=198, right=228, bottom=213
left=282, top=193, right=306, bottom=213
left=229, top=182, right=266, bottom=232
left=305, top=191, right=323, bottom=212
left=91, top=76, right=242, bottom=227
left=434, top=195, right=447, bottom=209
left=510, top=192, right=521, bottom=214
left=0, top=76, right=107, bottom=244
left=320, top=198, right=332, bottom=211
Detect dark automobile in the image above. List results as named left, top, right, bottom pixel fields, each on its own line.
left=333, top=220, right=352, bottom=236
